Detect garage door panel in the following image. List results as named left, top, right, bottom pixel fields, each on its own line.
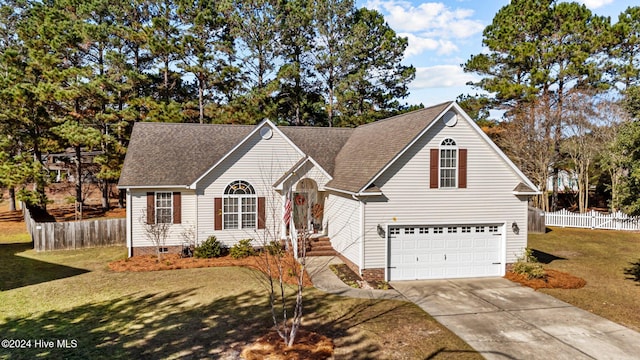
left=389, top=224, right=503, bottom=281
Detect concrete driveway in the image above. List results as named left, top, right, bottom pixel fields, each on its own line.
left=391, top=278, right=640, bottom=360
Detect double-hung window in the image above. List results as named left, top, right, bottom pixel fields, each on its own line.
left=155, top=192, right=173, bottom=223
left=223, top=180, right=257, bottom=229
left=440, top=138, right=457, bottom=188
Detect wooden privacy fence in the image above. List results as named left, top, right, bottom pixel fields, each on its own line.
left=544, top=209, right=640, bottom=231
left=528, top=207, right=546, bottom=233
left=23, top=206, right=126, bottom=251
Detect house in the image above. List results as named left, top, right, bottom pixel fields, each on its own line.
left=117, top=102, right=539, bottom=281
left=547, top=169, right=579, bottom=193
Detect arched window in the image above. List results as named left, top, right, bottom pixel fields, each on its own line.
left=440, top=138, right=457, bottom=188
left=223, top=180, right=257, bottom=229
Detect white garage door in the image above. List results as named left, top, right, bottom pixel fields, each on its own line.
left=389, top=224, right=503, bottom=281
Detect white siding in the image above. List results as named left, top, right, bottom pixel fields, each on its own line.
left=364, top=114, right=528, bottom=269
left=129, top=189, right=197, bottom=248
left=325, top=192, right=361, bottom=268
left=196, top=125, right=303, bottom=246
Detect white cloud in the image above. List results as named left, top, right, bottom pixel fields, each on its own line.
left=400, top=33, right=458, bottom=57
left=411, top=65, right=478, bottom=89
left=571, top=0, right=614, bottom=9
left=365, top=0, right=484, bottom=38
left=365, top=0, right=484, bottom=57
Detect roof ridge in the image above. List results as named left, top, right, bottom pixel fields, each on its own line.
left=356, top=101, right=453, bottom=128
left=136, top=122, right=255, bottom=129
left=280, top=125, right=355, bottom=131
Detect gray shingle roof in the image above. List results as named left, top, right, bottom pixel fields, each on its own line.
left=118, top=122, right=253, bottom=187
left=279, top=126, right=354, bottom=176
left=118, top=102, right=453, bottom=191
left=326, top=102, right=452, bottom=192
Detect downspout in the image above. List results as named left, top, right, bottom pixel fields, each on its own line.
left=195, top=190, right=199, bottom=245
left=126, top=189, right=132, bottom=258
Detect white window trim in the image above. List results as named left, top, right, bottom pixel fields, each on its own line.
left=439, top=138, right=458, bottom=188
left=155, top=191, right=173, bottom=224
left=223, top=180, right=257, bottom=230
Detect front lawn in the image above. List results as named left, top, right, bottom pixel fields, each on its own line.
left=0, top=232, right=480, bottom=359
left=529, top=227, right=640, bottom=332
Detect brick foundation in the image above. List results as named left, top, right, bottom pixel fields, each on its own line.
left=131, top=245, right=183, bottom=257
left=361, top=268, right=385, bottom=282
left=505, top=263, right=514, bottom=273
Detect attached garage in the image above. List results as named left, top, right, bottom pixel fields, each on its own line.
left=388, top=224, right=505, bottom=281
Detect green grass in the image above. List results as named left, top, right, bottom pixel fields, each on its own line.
left=529, top=227, right=640, bottom=331
left=0, top=227, right=480, bottom=359
left=0, top=222, right=31, bottom=244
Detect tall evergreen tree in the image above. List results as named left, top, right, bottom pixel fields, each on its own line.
left=464, top=0, right=610, bottom=210
left=313, top=0, right=354, bottom=127
left=335, top=7, right=414, bottom=126
left=177, top=0, right=235, bottom=123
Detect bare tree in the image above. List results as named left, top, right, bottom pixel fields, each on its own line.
left=139, top=209, right=171, bottom=260
left=563, top=91, right=599, bottom=213
left=596, top=99, right=629, bottom=212
left=251, top=181, right=309, bottom=347
left=499, top=98, right=555, bottom=210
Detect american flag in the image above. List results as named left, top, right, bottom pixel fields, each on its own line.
left=283, top=191, right=292, bottom=225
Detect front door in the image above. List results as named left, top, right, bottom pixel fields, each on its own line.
left=294, top=179, right=324, bottom=233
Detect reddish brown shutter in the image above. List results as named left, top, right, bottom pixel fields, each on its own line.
left=458, top=149, right=467, bottom=189
left=258, top=197, right=266, bottom=229
left=173, top=192, right=182, bottom=224
left=430, top=149, right=439, bottom=189
left=146, top=192, right=155, bottom=224
left=214, top=197, right=222, bottom=230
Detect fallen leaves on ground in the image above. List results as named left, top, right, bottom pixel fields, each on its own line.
left=108, top=253, right=312, bottom=286
left=505, top=268, right=586, bottom=290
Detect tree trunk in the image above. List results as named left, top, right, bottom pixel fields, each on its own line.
left=75, top=144, right=83, bottom=206
left=551, top=167, right=559, bottom=211
left=101, top=179, right=110, bottom=211
left=198, top=75, right=205, bottom=124
left=118, top=189, right=125, bottom=208
left=33, top=144, right=47, bottom=210
left=8, top=187, right=16, bottom=211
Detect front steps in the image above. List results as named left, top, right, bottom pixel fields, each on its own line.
left=299, top=235, right=336, bottom=257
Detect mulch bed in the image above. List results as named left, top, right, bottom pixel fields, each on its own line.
left=108, top=253, right=313, bottom=287
left=505, top=269, right=586, bottom=290
left=241, top=329, right=334, bottom=360
left=329, top=263, right=393, bottom=290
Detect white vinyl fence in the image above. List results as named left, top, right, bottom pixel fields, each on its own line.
left=545, top=209, right=640, bottom=231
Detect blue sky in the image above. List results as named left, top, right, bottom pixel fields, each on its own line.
left=357, top=0, right=637, bottom=108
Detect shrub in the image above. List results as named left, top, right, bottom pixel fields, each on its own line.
left=512, top=248, right=546, bottom=280
left=624, top=259, right=640, bottom=282
left=194, top=236, right=227, bottom=258
left=230, top=238, right=256, bottom=259
left=265, top=240, right=284, bottom=256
